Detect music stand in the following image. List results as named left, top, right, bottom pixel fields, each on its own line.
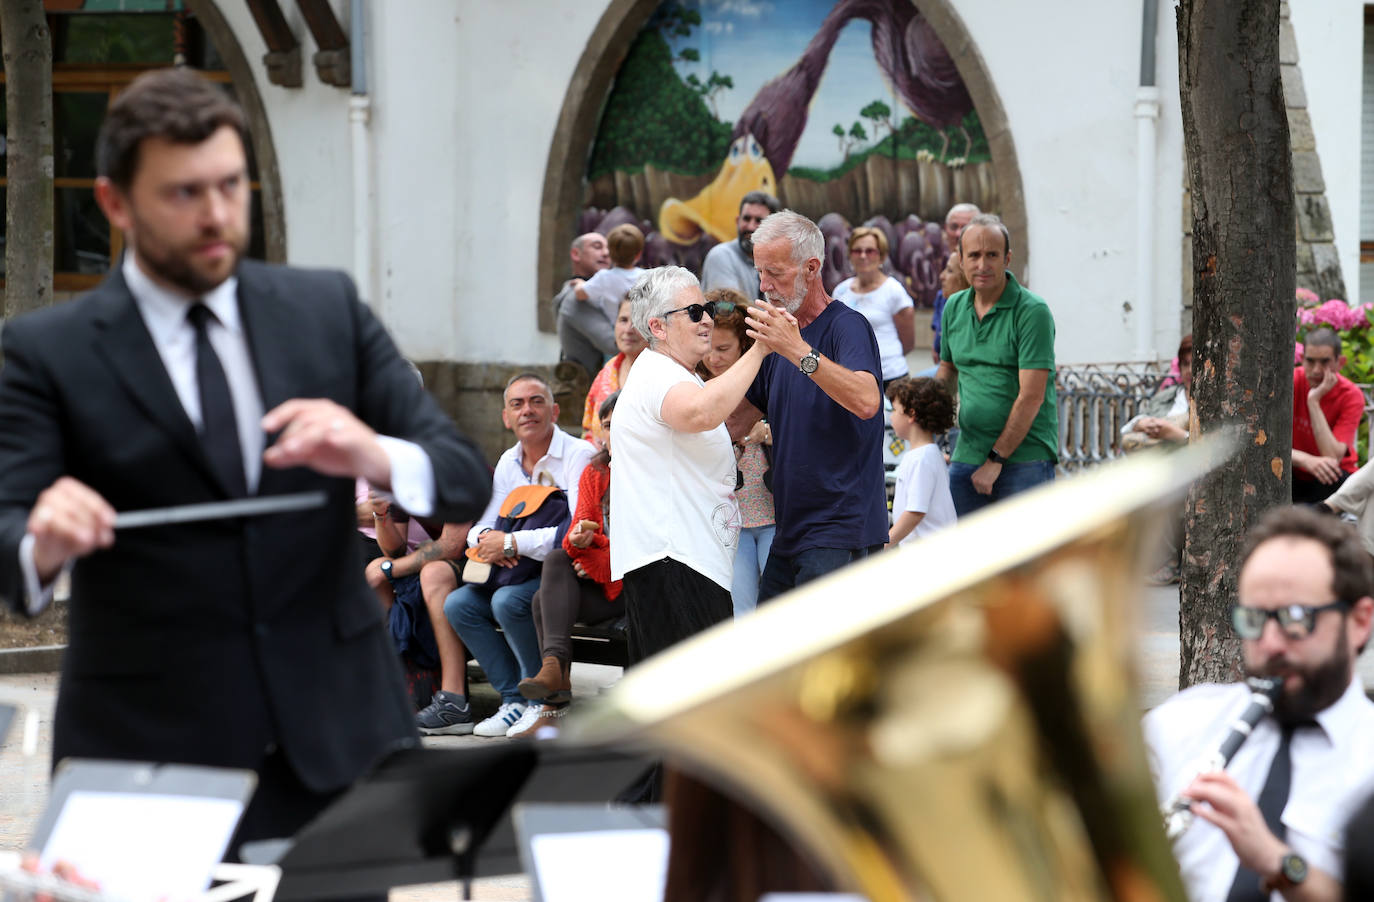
left=250, top=744, right=538, bottom=902
left=470, top=742, right=653, bottom=879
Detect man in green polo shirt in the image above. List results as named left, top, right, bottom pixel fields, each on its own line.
left=934, top=213, right=1058, bottom=516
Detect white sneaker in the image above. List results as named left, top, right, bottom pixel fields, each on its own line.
left=473, top=701, right=526, bottom=737
left=505, top=703, right=544, bottom=737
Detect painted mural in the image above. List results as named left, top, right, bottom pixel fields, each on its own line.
left=576, top=0, right=998, bottom=306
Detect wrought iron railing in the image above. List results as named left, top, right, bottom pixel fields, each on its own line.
left=1056, top=362, right=1172, bottom=473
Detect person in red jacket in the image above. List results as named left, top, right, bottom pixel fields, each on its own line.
left=1293, top=329, right=1366, bottom=504
left=512, top=391, right=624, bottom=737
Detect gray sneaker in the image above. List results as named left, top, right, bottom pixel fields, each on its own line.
left=416, top=690, right=475, bottom=735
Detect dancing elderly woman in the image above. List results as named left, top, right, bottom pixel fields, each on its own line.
left=609, top=267, right=772, bottom=662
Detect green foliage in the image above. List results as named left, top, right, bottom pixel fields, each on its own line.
left=685, top=70, right=734, bottom=118
left=587, top=27, right=733, bottom=179
left=790, top=111, right=992, bottom=181
left=860, top=99, right=894, bottom=137
left=678, top=47, right=700, bottom=63
left=849, top=121, right=867, bottom=141
left=655, top=1, right=702, bottom=38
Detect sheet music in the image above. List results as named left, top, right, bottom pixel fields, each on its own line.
left=530, top=828, right=668, bottom=902
left=40, top=791, right=243, bottom=902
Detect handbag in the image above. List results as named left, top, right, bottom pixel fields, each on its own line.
left=462, top=484, right=570, bottom=587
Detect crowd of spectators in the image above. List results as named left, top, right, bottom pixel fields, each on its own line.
left=362, top=204, right=1067, bottom=743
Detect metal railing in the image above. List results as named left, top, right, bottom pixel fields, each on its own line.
left=1056, top=362, right=1172, bottom=473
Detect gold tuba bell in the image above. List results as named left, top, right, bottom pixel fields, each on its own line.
left=563, top=444, right=1229, bottom=901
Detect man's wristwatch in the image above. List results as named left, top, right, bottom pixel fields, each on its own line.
left=380, top=560, right=396, bottom=582
left=503, top=533, right=516, bottom=558
left=798, top=347, right=820, bottom=376
left=986, top=448, right=1008, bottom=465
left=1263, top=851, right=1308, bottom=893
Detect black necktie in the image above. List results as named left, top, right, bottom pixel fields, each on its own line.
left=187, top=303, right=247, bottom=497
left=1224, top=724, right=1298, bottom=902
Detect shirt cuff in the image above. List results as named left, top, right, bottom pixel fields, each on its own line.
left=376, top=435, right=436, bottom=518
left=19, top=532, right=63, bottom=616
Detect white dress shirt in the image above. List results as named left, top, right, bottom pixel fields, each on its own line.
left=21, top=253, right=436, bottom=611
left=1142, top=677, right=1374, bottom=901
left=466, top=426, right=594, bottom=562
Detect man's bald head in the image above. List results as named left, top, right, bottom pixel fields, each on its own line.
left=570, top=232, right=610, bottom=278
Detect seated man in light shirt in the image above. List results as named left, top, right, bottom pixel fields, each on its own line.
left=436, top=373, right=593, bottom=739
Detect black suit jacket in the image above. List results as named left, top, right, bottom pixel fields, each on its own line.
left=0, top=260, right=490, bottom=794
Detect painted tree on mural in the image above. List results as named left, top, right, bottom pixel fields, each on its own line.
left=1177, top=0, right=1294, bottom=687
left=587, top=4, right=731, bottom=179
left=0, top=0, right=54, bottom=320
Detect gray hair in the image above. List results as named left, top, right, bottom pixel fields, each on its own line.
left=958, top=212, right=1011, bottom=255
left=503, top=372, right=554, bottom=403
left=628, top=266, right=700, bottom=346
left=944, top=202, right=980, bottom=226
left=751, top=210, right=823, bottom=266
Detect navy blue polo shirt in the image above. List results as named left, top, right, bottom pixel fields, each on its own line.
left=746, top=301, right=888, bottom=556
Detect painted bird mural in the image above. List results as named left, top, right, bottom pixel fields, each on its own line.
left=658, top=0, right=975, bottom=246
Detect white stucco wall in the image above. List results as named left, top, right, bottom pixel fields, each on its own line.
left=1291, top=0, right=1364, bottom=304
left=946, top=1, right=1185, bottom=363
left=210, top=0, right=1358, bottom=367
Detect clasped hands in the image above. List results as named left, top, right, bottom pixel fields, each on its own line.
left=27, top=399, right=385, bottom=582
left=743, top=300, right=803, bottom=361
left=473, top=529, right=520, bottom=569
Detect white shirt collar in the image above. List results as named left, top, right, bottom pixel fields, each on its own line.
left=513, top=426, right=573, bottom=471
left=122, top=251, right=241, bottom=339
left=1313, top=673, right=1369, bottom=747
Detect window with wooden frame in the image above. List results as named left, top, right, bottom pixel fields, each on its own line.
left=0, top=3, right=266, bottom=291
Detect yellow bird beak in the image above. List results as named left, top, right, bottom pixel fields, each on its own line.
left=659, top=133, right=777, bottom=245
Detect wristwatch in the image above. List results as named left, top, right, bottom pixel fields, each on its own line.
left=380, top=560, right=396, bottom=582
left=986, top=448, right=1008, bottom=465
left=1263, top=852, right=1308, bottom=893
left=798, top=347, right=820, bottom=376
left=503, top=532, right=516, bottom=558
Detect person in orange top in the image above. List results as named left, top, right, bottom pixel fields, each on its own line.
left=583, top=296, right=647, bottom=447
left=515, top=391, right=624, bottom=737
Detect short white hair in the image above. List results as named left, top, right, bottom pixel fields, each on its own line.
left=945, top=202, right=980, bottom=226
left=628, top=266, right=700, bottom=346
left=752, top=210, right=823, bottom=266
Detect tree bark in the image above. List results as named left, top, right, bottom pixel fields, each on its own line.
left=1, top=0, right=53, bottom=319
left=1177, top=0, right=1294, bottom=687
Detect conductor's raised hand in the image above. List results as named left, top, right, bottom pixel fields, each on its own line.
left=261, top=399, right=390, bottom=486
left=28, top=477, right=116, bottom=583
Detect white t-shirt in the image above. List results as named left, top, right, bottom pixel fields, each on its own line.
left=833, top=275, right=913, bottom=382
left=891, top=443, right=956, bottom=543
left=609, top=349, right=739, bottom=589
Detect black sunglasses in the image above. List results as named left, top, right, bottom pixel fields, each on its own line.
left=662, top=301, right=718, bottom=323
left=1230, top=600, right=1350, bottom=640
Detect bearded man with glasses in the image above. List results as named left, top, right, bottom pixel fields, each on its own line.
left=1142, top=505, right=1374, bottom=902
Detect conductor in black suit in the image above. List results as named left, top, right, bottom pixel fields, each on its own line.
left=0, top=69, right=490, bottom=850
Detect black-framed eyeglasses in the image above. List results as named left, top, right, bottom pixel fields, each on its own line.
left=663, top=301, right=718, bottom=323
left=1230, top=600, right=1351, bottom=640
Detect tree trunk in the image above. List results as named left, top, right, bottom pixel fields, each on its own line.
left=1, top=0, right=53, bottom=320
left=1176, top=0, right=1294, bottom=687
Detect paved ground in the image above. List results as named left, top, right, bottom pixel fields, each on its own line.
left=6, top=584, right=1374, bottom=901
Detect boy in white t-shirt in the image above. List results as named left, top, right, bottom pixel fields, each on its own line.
left=573, top=223, right=646, bottom=326
left=886, top=377, right=958, bottom=546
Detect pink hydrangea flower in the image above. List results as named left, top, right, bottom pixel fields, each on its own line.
left=1296, top=287, right=1320, bottom=306
left=1310, top=299, right=1368, bottom=331
left=1294, top=342, right=1304, bottom=366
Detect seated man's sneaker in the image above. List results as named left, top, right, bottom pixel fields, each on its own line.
left=473, top=701, right=526, bottom=737
left=415, top=690, right=474, bottom=736
left=507, top=703, right=570, bottom=740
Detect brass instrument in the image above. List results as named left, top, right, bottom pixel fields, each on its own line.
left=563, top=443, right=1231, bottom=901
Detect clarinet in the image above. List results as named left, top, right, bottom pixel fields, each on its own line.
left=1162, top=675, right=1283, bottom=841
